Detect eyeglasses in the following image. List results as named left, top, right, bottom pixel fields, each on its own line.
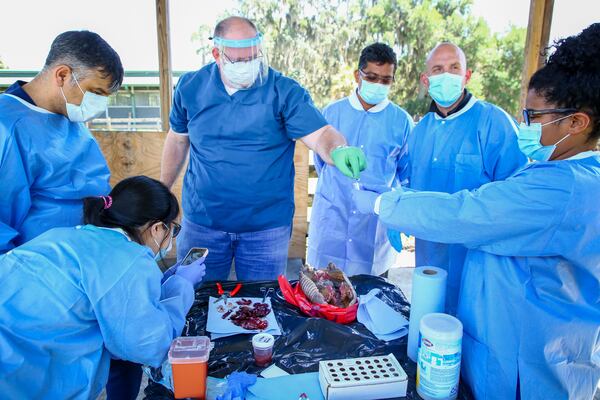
left=163, top=222, right=181, bottom=238
left=222, top=50, right=264, bottom=64
left=359, top=69, right=394, bottom=85
left=522, top=108, right=577, bottom=126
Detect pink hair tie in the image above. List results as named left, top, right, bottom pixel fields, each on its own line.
left=102, top=196, right=113, bottom=210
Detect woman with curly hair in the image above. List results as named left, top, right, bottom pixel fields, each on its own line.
left=354, top=23, right=600, bottom=399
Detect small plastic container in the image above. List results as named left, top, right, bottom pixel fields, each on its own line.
left=169, top=336, right=211, bottom=399
left=252, top=333, right=275, bottom=367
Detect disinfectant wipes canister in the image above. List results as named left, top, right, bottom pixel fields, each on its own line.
left=416, top=313, right=463, bottom=400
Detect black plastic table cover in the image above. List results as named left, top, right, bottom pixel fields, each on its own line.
left=144, top=275, right=473, bottom=399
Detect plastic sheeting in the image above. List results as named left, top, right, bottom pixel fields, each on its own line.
left=144, top=275, right=474, bottom=399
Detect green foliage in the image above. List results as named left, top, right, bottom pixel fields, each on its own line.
left=193, top=0, right=525, bottom=117
left=0, top=58, right=5, bottom=69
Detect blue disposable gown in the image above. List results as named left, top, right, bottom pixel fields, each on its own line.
left=407, top=96, right=527, bottom=314
left=0, top=225, right=195, bottom=399
left=308, top=91, right=412, bottom=275
left=0, top=94, right=111, bottom=253
left=378, top=152, right=600, bottom=399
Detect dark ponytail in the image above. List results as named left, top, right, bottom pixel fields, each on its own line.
left=83, top=175, right=179, bottom=244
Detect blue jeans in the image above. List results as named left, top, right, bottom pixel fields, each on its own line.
left=177, top=218, right=291, bottom=281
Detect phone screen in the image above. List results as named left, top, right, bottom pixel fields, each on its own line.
left=182, top=247, right=208, bottom=266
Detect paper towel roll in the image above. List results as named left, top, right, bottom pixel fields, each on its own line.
left=407, top=267, right=447, bottom=362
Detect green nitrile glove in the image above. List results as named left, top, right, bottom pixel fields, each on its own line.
left=331, top=146, right=367, bottom=179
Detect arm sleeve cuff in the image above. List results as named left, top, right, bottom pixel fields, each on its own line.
left=374, top=195, right=382, bottom=215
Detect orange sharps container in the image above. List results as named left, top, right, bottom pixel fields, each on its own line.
left=168, top=336, right=211, bottom=399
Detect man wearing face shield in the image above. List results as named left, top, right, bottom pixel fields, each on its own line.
left=0, top=30, right=123, bottom=253
left=161, top=16, right=366, bottom=281
left=308, top=43, right=412, bottom=277
left=387, top=42, right=527, bottom=315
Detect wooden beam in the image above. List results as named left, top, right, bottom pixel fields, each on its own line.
left=519, top=0, right=555, bottom=114
left=155, top=0, right=173, bottom=131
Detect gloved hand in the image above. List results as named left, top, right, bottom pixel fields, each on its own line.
left=352, top=189, right=379, bottom=215
left=331, top=146, right=367, bottom=179
left=216, top=372, right=257, bottom=400
left=175, top=258, right=206, bottom=287
left=387, top=229, right=403, bottom=252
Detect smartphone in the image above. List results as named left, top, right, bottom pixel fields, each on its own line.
left=181, top=247, right=209, bottom=266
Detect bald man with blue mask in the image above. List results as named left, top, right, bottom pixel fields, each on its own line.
left=388, top=42, right=527, bottom=315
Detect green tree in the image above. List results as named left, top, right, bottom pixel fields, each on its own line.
left=479, top=26, right=527, bottom=116
left=193, top=0, right=525, bottom=117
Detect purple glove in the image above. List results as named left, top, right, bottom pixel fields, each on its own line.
left=176, top=258, right=206, bottom=287
left=352, top=189, right=380, bottom=214
left=163, top=258, right=206, bottom=287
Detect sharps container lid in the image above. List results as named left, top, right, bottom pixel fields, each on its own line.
left=168, top=336, right=211, bottom=364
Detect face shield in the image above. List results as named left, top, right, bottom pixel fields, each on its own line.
left=213, top=33, right=269, bottom=90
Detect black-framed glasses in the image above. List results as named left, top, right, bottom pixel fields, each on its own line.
left=359, top=69, right=394, bottom=85
left=522, top=108, right=577, bottom=126
left=163, top=221, right=181, bottom=238
left=171, top=222, right=181, bottom=238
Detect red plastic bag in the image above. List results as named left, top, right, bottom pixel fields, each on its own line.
left=278, top=275, right=358, bottom=324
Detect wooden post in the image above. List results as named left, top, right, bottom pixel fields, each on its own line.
left=519, top=0, right=555, bottom=114
left=156, top=0, right=173, bottom=131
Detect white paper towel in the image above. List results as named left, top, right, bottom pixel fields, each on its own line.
left=407, top=266, right=447, bottom=362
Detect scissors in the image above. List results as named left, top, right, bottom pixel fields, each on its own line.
left=260, top=287, right=274, bottom=303
left=214, top=282, right=242, bottom=304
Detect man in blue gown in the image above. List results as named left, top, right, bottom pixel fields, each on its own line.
left=396, top=42, right=527, bottom=314
left=0, top=30, right=123, bottom=253
left=308, top=43, right=412, bottom=276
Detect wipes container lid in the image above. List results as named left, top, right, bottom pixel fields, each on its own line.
left=168, top=336, right=211, bottom=364
left=420, top=313, right=463, bottom=342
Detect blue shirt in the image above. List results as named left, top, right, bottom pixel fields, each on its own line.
left=0, top=225, right=194, bottom=399
left=0, top=93, right=111, bottom=253
left=4, top=80, right=36, bottom=105
left=408, top=96, right=527, bottom=314
left=308, top=90, right=412, bottom=275
left=170, top=63, right=328, bottom=233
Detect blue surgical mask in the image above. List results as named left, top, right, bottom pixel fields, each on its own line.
left=358, top=80, right=391, bottom=105
left=222, top=58, right=262, bottom=88
left=60, top=73, right=108, bottom=122
left=427, top=72, right=464, bottom=107
left=154, top=224, right=174, bottom=261
left=517, top=115, right=573, bottom=161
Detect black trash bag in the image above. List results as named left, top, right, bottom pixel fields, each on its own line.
left=144, top=275, right=473, bottom=399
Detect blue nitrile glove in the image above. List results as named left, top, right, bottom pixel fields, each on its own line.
left=176, top=258, right=206, bottom=287
left=352, top=189, right=379, bottom=215
left=387, top=229, right=403, bottom=252
left=352, top=183, right=395, bottom=215
left=216, top=372, right=257, bottom=400
left=163, top=258, right=206, bottom=287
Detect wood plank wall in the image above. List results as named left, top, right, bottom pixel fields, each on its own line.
left=92, top=130, right=309, bottom=259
